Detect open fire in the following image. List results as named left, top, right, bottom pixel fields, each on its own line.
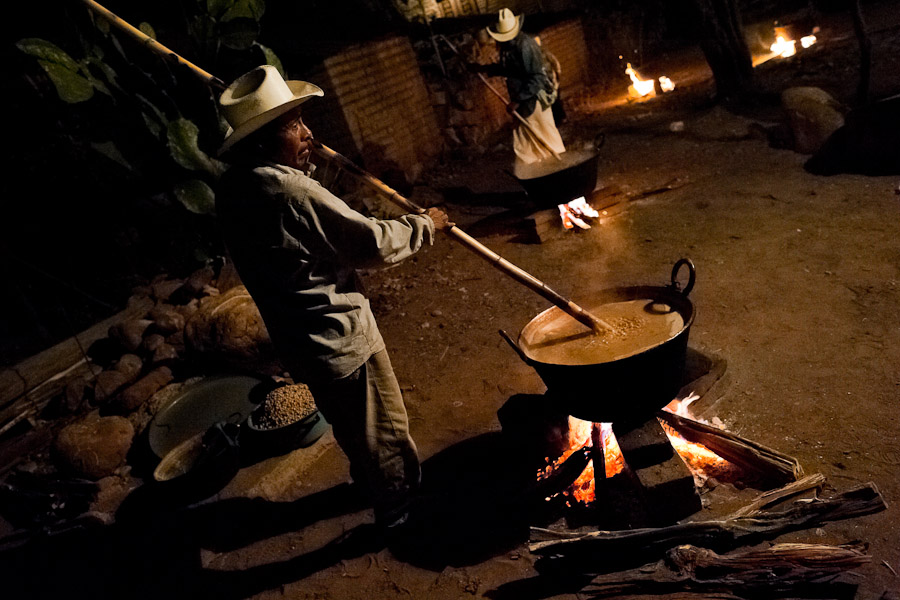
left=625, top=62, right=676, bottom=99
left=557, top=196, right=599, bottom=230
left=537, top=392, right=735, bottom=507
left=756, top=25, right=819, bottom=65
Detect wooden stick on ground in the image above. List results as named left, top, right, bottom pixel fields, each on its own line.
left=657, top=409, right=804, bottom=484
left=583, top=542, right=869, bottom=598
left=728, top=472, right=826, bottom=518
left=530, top=482, right=887, bottom=558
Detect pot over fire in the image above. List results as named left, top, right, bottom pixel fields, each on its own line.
left=501, top=259, right=696, bottom=424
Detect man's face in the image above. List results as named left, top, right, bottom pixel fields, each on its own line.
left=273, top=106, right=314, bottom=170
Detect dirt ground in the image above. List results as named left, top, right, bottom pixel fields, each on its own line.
left=195, top=11, right=899, bottom=599
left=6, top=6, right=900, bottom=600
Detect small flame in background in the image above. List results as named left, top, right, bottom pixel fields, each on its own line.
left=658, top=76, right=676, bottom=93
left=558, top=196, right=599, bottom=230
left=537, top=392, right=733, bottom=506
left=771, top=35, right=797, bottom=58
left=625, top=63, right=676, bottom=99
left=761, top=26, right=818, bottom=64
left=626, top=63, right=656, bottom=98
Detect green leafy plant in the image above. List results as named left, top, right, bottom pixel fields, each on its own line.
left=17, top=0, right=282, bottom=215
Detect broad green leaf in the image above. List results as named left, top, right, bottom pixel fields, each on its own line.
left=138, top=22, right=156, bottom=39
left=221, top=0, right=265, bottom=22
left=39, top=61, right=95, bottom=103
left=207, top=0, right=231, bottom=19
left=218, top=17, right=259, bottom=50
left=174, top=179, right=216, bottom=215
left=16, top=38, right=81, bottom=71
left=136, top=94, right=167, bottom=127
left=90, top=141, right=133, bottom=171
left=255, top=42, right=284, bottom=77
left=85, top=55, right=120, bottom=94
left=80, top=59, right=112, bottom=96
left=167, top=118, right=226, bottom=177
left=95, top=15, right=111, bottom=34
left=142, top=112, right=164, bottom=139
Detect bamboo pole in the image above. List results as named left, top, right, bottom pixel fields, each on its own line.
left=312, top=143, right=612, bottom=334
left=79, top=0, right=225, bottom=88
left=79, top=0, right=610, bottom=334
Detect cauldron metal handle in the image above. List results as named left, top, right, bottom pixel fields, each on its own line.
left=670, top=258, right=695, bottom=296
left=499, top=329, right=534, bottom=366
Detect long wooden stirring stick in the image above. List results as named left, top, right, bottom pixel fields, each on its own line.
left=79, top=0, right=611, bottom=335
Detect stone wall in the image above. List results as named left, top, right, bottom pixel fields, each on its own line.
left=537, top=18, right=590, bottom=98
left=302, top=35, right=443, bottom=183
left=298, top=18, right=593, bottom=182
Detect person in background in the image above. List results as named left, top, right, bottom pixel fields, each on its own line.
left=214, top=65, right=451, bottom=539
left=472, top=8, right=566, bottom=167
left=534, top=34, right=567, bottom=125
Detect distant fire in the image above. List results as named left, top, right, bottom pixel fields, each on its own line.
left=757, top=25, right=819, bottom=65
left=558, top=196, right=599, bottom=230
left=537, top=393, right=734, bottom=506
left=625, top=63, right=675, bottom=99
left=626, top=63, right=656, bottom=98
left=770, top=34, right=797, bottom=58
left=658, top=76, right=676, bottom=93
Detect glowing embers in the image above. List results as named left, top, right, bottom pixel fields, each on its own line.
left=557, top=196, right=599, bottom=230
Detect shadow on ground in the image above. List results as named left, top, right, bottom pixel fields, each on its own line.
left=0, top=430, right=552, bottom=599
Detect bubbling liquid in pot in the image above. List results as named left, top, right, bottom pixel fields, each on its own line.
left=522, top=299, right=685, bottom=365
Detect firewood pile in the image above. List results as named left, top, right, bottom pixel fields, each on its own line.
left=530, top=469, right=888, bottom=598
left=0, top=259, right=283, bottom=536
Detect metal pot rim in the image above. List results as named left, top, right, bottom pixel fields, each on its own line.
left=518, top=284, right=695, bottom=367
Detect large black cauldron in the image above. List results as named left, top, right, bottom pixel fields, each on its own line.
left=514, top=134, right=604, bottom=208
left=501, top=259, right=695, bottom=424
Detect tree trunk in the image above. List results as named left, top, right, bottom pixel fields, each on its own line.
left=850, top=0, right=872, bottom=105
left=689, top=0, right=754, bottom=99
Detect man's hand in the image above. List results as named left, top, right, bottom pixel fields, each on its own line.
left=425, top=207, right=453, bottom=231
left=506, top=101, right=520, bottom=115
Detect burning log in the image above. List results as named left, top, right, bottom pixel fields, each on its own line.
left=531, top=443, right=592, bottom=504
left=582, top=542, right=869, bottom=598
left=656, top=409, right=803, bottom=485
left=522, top=186, right=623, bottom=244
left=530, top=482, right=886, bottom=559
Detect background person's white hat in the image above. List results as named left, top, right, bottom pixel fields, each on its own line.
left=218, top=65, right=323, bottom=155
left=486, top=8, right=523, bottom=42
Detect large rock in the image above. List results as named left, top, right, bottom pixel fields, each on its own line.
left=805, top=95, right=900, bottom=176
left=782, top=87, right=845, bottom=154
left=184, top=285, right=282, bottom=375
left=114, top=366, right=174, bottom=412
left=54, top=412, right=134, bottom=479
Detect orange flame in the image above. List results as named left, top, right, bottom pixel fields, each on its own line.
left=539, top=393, right=733, bottom=506
left=626, top=63, right=656, bottom=98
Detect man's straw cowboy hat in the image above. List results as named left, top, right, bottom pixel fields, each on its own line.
left=218, top=65, right=323, bottom=155
left=486, top=8, right=523, bottom=42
